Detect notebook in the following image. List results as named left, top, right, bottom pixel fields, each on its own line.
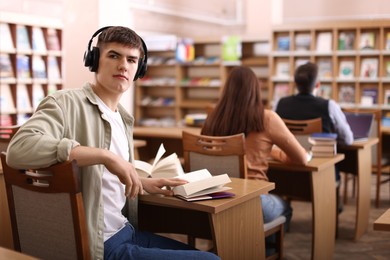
left=344, top=112, right=374, bottom=141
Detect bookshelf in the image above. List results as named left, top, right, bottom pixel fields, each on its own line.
left=0, top=13, right=63, bottom=126
left=135, top=38, right=269, bottom=127
left=269, top=20, right=390, bottom=113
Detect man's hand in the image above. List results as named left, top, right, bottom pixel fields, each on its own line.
left=141, top=178, right=188, bottom=196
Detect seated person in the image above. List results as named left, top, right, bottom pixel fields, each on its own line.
left=201, top=66, right=309, bottom=232
left=6, top=26, right=219, bottom=260
left=275, top=62, right=353, bottom=147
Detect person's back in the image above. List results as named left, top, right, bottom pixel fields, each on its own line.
left=275, top=62, right=353, bottom=146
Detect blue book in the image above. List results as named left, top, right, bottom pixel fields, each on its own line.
left=311, top=132, right=337, bottom=140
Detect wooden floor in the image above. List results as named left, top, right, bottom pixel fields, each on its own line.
left=162, top=173, right=390, bottom=259
left=283, top=173, right=390, bottom=260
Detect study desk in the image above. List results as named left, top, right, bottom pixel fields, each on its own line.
left=267, top=154, right=345, bottom=260
left=0, top=164, right=13, bottom=250
left=133, top=126, right=201, bottom=161
left=337, top=137, right=379, bottom=240
left=373, top=208, right=390, bottom=232
left=0, top=247, right=38, bottom=260
left=138, top=177, right=274, bottom=260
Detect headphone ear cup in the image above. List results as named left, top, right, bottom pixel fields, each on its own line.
left=89, top=47, right=100, bottom=72
left=133, top=59, right=147, bottom=81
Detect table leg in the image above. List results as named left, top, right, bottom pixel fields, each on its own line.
left=354, top=147, right=372, bottom=240
left=311, top=166, right=336, bottom=259
left=210, top=197, right=265, bottom=260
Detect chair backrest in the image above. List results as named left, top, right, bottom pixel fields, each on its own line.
left=182, top=131, right=247, bottom=178
left=282, top=118, right=323, bottom=151
left=0, top=153, right=90, bottom=260
left=282, top=118, right=323, bottom=134
left=0, top=125, right=20, bottom=153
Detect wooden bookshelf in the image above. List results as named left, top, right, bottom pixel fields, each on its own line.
left=134, top=38, right=269, bottom=127
left=0, top=12, right=63, bottom=126
left=269, top=20, right=390, bottom=112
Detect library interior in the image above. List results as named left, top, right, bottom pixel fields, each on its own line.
left=0, top=0, right=390, bottom=259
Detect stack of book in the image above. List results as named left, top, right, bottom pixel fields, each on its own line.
left=308, top=133, right=337, bottom=157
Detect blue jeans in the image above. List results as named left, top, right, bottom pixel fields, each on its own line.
left=104, top=223, right=220, bottom=260
left=261, top=194, right=292, bottom=226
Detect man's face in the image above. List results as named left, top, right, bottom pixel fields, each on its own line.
left=95, top=42, right=141, bottom=96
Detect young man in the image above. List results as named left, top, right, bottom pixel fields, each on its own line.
left=275, top=62, right=353, bottom=146
left=6, top=26, right=219, bottom=260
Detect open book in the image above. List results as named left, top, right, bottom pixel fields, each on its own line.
left=134, top=143, right=184, bottom=178
left=172, top=169, right=234, bottom=201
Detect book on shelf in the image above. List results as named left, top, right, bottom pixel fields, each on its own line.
left=32, top=84, right=45, bottom=110
left=359, top=32, right=375, bottom=50
left=317, top=84, right=332, bottom=99
left=294, top=33, right=311, bottom=51
left=316, top=32, right=332, bottom=52
left=32, top=56, right=47, bottom=78
left=16, top=84, right=33, bottom=113
left=16, top=25, right=31, bottom=51
left=360, top=87, right=378, bottom=105
left=276, top=36, right=290, bottom=51
left=0, top=84, right=16, bottom=113
left=318, top=59, right=332, bottom=79
left=273, top=84, right=290, bottom=105
left=47, top=56, right=61, bottom=79
left=134, top=143, right=184, bottom=178
left=0, top=23, right=15, bottom=51
left=0, top=54, right=14, bottom=78
left=295, top=58, right=309, bottom=68
left=338, top=85, right=355, bottom=104
left=338, top=60, right=354, bottom=79
left=386, top=32, right=390, bottom=51
left=172, top=169, right=233, bottom=201
left=384, top=89, right=390, bottom=105
left=16, top=55, right=31, bottom=79
left=338, top=32, right=355, bottom=50
left=32, top=27, right=47, bottom=52
left=46, top=28, right=61, bottom=51
left=385, top=61, right=390, bottom=77
left=275, top=60, right=290, bottom=78
left=48, top=84, right=58, bottom=95
left=360, top=58, right=378, bottom=79
left=176, top=38, right=194, bottom=63
left=222, top=35, right=241, bottom=62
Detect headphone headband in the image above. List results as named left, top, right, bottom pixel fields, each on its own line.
left=83, top=26, right=148, bottom=81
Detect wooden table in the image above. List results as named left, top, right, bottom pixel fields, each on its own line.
left=267, top=154, right=345, bottom=260
left=138, top=177, right=274, bottom=260
left=337, top=137, right=379, bottom=240
left=0, top=247, right=38, bottom=260
left=133, top=126, right=201, bottom=161
left=0, top=163, right=13, bottom=250
left=373, top=208, right=390, bottom=232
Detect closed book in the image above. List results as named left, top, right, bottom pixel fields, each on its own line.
left=310, top=132, right=337, bottom=140
left=311, top=144, right=336, bottom=153
left=312, top=151, right=337, bottom=157
left=308, top=137, right=336, bottom=146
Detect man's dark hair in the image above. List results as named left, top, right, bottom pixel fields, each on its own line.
left=294, top=62, right=318, bottom=94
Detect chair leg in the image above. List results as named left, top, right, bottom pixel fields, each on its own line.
left=187, top=235, right=196, bottom=248
left=343, top=172, right=349, bottom=205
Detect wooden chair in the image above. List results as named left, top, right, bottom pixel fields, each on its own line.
left=0, top=125, right=20, bottom=152
left=342, top=108, right=390, bottom=208
left=0, top=153, right=90, bottom=260
left=282, top=118, right=322, bottom=151
left=182, top=131, right=285, bottom=260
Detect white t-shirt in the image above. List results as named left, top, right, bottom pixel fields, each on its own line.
left=96, top=97, right=129, bottom=241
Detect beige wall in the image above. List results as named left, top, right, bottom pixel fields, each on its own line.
left=2, top=0, right=390, bottom=110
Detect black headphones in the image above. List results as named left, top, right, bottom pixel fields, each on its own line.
left=83, top=26, right=148, bottom=81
